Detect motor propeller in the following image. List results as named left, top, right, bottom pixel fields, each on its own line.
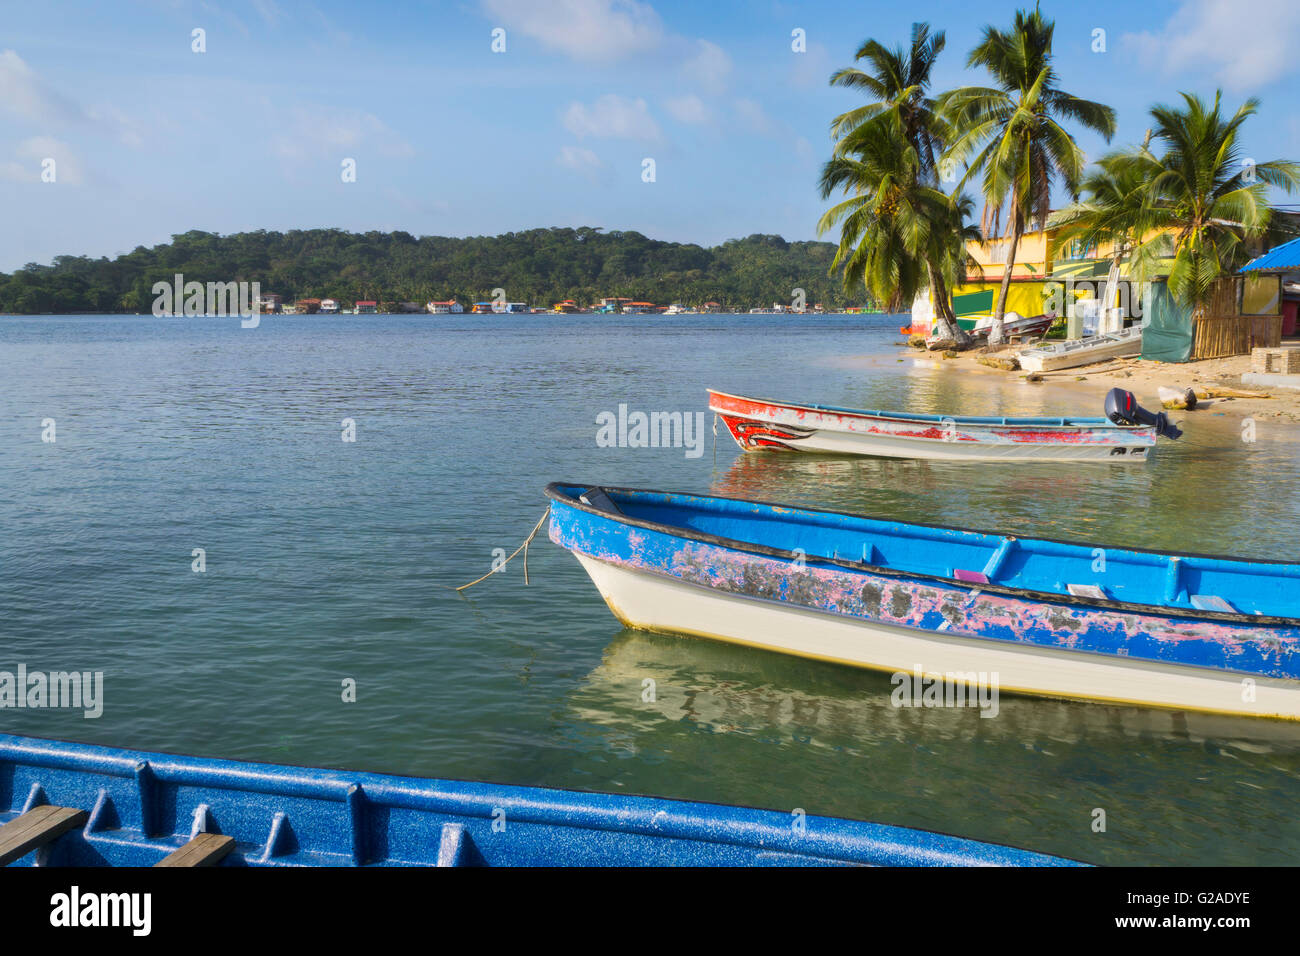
left=1104, top=388, right=1182, bottom=440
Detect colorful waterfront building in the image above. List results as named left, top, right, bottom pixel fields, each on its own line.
left=901, top=213, right=1183, bottom=337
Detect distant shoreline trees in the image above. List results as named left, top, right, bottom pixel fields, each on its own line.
left=0, top=227, right=877, bottom=315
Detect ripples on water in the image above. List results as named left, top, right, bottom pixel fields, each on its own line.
left=2, top=313, right=1298, bottom=865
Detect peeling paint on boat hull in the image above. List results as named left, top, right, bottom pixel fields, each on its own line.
left=549, top=491, right=1300, bottom=721
left=708, top=389, right=1157, bottom=461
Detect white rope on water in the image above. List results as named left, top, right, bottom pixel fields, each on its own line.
left=454, top=507, right=551, bottom=592
left=712, top=411, right=718, bottom=471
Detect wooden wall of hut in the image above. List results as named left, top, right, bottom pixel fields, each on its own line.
left=1190, top=275, right=1283, bottom=359
left=1192, top=314, right=1283, bottom=358
left=1206, top=276, right=1239, bottom=316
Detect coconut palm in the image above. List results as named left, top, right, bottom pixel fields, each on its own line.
left=829, top=23, right=946, bottom=171
left=1047, top=149, right=1158, bottom=321
left=818, top=118, right=926, bottom=310
left=820, top=22, right=970, bottom=342
left=940, top=7, right=1117, bottom=344
left=1128, top=92, right=1299, bottom=313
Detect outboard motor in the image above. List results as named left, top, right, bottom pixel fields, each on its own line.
left=1105, top=388, right=1182, bottom=440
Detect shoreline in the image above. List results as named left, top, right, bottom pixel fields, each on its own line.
left=908, top=344, right=1300, bottom=425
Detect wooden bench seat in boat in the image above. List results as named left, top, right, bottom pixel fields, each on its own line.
left=0, top=805, right=88, bottom=865
left=155, top=832, right=236, bottom=867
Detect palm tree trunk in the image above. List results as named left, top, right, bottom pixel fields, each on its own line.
left=927, top=263, right=971, bottom=347
left=990, top=213, right=1025, bottom=346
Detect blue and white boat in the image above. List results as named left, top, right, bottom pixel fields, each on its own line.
left=0, top=734, right=1072, bottom=866
left=547, top=484, right=1300, bottom=721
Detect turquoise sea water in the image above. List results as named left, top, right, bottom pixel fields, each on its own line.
left=2, top=312, right=1298, bottom=865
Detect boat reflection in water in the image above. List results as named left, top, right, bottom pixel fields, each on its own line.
left=562, top=627, right=1300, bottom=865
left=573, top=628, right=1300, bottom=752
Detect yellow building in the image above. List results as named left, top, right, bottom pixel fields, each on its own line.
left=943, top=217, right=1177, bottom=326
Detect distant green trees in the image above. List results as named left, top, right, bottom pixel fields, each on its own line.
left=0, top=227, right=875, bottom=314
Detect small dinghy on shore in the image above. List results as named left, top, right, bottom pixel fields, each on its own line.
left=548, top=483, right=1300, bottom=720
left=709, top=387, right=1176, bottom=462
left=1018, top=325, right=1143, bottom=372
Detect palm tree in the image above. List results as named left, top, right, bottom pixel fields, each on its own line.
left=829, top=23, right=946, bottom=173
left=818, top=117, right=926, bottom=310
left=820, top=22, right=970, bottom=343
left=1126, top=92, right=1299, bottom=314
left=1047, top=149, right=1157, bottom=323
left=940, top=7, right=1116, bottom=344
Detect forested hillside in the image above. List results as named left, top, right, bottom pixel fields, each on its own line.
left=0, top=227, right=874, bottom=313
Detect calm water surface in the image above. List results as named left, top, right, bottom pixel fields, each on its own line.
left=2, top=313, right=1298, bottom=865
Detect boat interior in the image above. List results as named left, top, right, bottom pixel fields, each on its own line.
left=707, top=390, right=1128, bottom=429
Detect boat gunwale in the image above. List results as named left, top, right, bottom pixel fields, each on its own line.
left=705, top=388, right=1149, bottom=433
left=0, top=732, right=1077, bottom=865
left=545, top=482, right=1300, bottom=627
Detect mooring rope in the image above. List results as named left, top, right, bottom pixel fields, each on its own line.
left=454, top=507, right=550, bottom=592
left=712, top=412, right=718, bottom=471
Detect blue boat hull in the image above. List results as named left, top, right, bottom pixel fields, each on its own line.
left=0, top=734, right=1075, bottom=866
left=546, top=484, right=1300, bottom=720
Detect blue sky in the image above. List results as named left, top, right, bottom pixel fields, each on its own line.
left=3, top=0, right=1299, bottom=272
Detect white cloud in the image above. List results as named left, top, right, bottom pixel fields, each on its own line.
left=558, top=144, right=602, bottom=169
left=268, top=102, right=415, bottom=161
left=0, top=48, right=144, bottom=147
left=733, top=97, right=774, bottom=135
left=556, top=145, right=609, bottom=186
left=664, top=93, right=710, bottom=125
left=0, top=136, right=83, bottom=184
left=1124, top=0, right=1300, bottom=89
left=562, top=94, right=661, bottom=141
left=481, top=0, right=663, bottom=62
left=0, top=161, right=31, bottom=183
left=682, top=39, right=731, bottom=93
left=0, top=49, right=81, bottom=123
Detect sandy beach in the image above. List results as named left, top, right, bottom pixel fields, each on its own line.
left=911, top=344, right=1300, bottom=424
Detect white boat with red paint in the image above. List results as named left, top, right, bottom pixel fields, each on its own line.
left=707, top=388, right=1178, bottom=462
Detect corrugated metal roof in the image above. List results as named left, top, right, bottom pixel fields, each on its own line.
left=1241, top=236, right=1300, bottom=272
